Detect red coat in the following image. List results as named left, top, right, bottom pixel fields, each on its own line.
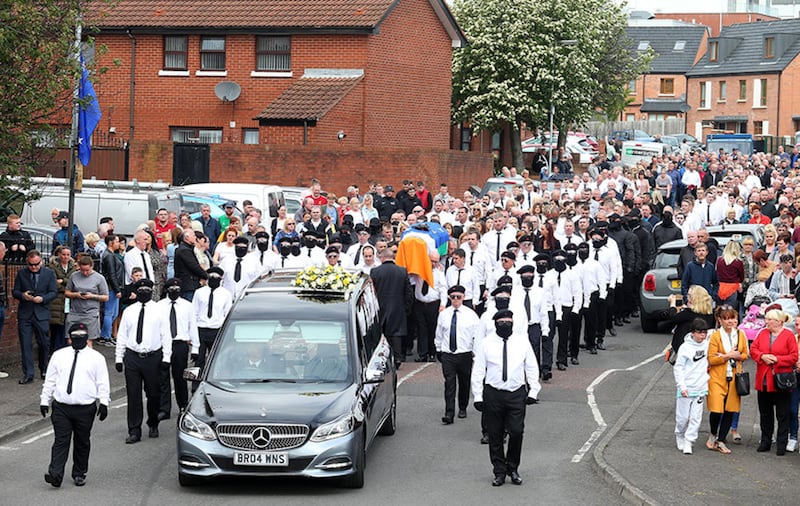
left=750, top=327, right=798, bottom=392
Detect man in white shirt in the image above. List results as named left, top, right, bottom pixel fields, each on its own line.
left=40, top=323, right=110, bottom=488
left=435, top=285, right=480, bottom=424
left=445, top=249, right=482, bottom=309
left=428, top=199, right=455, bottom=225
left=471, top=309, right=539, bottom=486
left=157, top=278, right=199, bottom=418
left=509, top=264, right=550, bottom=380
left=411, top=257, right=447, bottom=363
left=481, top=212, right=517, bottom=270
left=550, top=250, right=582, bottom=370
left=114, top=279, right=172, bottom=444
left=123, top=229, right=154, bottom=284
left=250, top=231, right=280, bottom=272
left=348, top=224, right=373, bottom=266
left=680, top=198, right=703, bottom=232
left=192, top=267, right=233, bottom=375
left=220, top=237, right=261, bottom=299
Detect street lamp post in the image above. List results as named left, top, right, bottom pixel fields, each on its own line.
left=548, top=39, right=578, bottom=176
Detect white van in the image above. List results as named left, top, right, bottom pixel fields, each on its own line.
left=179, top=183, right=285, bottom=232
left=16, top=177, right=183, bottom=238
left=620, top=141, right=666, bottom=167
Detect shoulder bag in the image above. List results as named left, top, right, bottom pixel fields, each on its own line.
left=734, top=331, right=750, bottom=396
left=770, top=336, right=797, bottom=392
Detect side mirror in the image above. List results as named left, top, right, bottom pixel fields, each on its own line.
left=364, top=367, right=385, bottom=384
left=183, top=367, right=202, bottom=382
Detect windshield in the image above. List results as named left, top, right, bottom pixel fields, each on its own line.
left=654, top=250, right=679, bottom=269
left=208, top=319, right=352, bottom=384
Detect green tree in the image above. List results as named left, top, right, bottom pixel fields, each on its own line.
left=0, top=0, right=84, bottom=206
left=452, top=0, right=652, bottom=171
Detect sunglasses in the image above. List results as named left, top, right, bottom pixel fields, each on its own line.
left=28, top=261, right=41, bottom=267
left=327, top=254, right=339, bottom=258
left=449, top=294, right=464, bottom=300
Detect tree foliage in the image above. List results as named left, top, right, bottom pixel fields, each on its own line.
left=452, top=0, right=653, bottom=169
left=0, top=0, right=84, bottom=203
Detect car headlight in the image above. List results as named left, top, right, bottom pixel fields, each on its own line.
left=179, top=412, right=217, bottom=441
left=311, top=414, right=354, bottom=442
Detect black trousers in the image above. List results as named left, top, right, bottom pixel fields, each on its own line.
left=441, top=352, right=472, bottom=417
left=123, top=349, right=162, bottom=437
left=555, top=306, right=573, bottom=366
left=543, top=311, right=556, bottom=372
left=568, top=303, right=582, bottom=359
left=617, top=272, right=636, bottom=318
left=758, top=389, right=792, bottom=449
left=583, top=292, right=599, bottom=349
left=160, top=340, right=190, bottom=415
left=605, top=287, right=616, bottom=331
left=484, top=385, right=526, bottom=476
left=197, top=327, right=219, bottom=371
left=526, top=324, right=543, bottom=371
left=48, top=401, right=96, bottom=480
left=414, top=300, right=439, bottom=358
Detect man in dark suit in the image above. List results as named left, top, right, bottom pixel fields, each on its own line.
left=13, top=250, right=58, bottom=384
left=370, top=247, right=413, bottom=368
left=173, top=229, right=208, bottom=301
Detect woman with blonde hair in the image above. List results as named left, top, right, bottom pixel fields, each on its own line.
left=667, top=285, right=716, bottom=356
left=761, top=224, right=778, bottom=257
left=361, top=193, right=378, bottom=224
left=716, top=240, right=744, bottom=307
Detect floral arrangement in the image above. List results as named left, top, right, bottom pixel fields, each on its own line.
left=291, top=265, right=357, bottom=291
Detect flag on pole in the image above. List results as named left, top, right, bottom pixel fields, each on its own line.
left=78, top=55, right=101, bottom=166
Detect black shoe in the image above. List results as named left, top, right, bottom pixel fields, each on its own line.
left=480, top=434, right=489, bottom=444
left=18, top=377, right=33, bottom=385
left=608, top=328, right=617, bottom=337
left=614, top=318, right=624, bottom=327
left=457, top=409, right=467, bottom=419
left=622, top=317, right=631, bottom=324
left=631, top=311, right=640, bottom=318
left=777, top=447, right=787, bottom=456
left=757, top=442, right=771, bottom=452
left=395, top=361, right=402, bottom=370
left=578, top=343, right=587, bottom=349
left=570, top=357, right=580, bottom=365
left=149, top=426, right=159, bottom=438
left=541, top=371, right=552, bottom=381
left=507, top=471, right=523, bottom=485
left=73, top=476, right=86, bottom=487
left=596, top=341, right=606, bottom=350
left=556, top=363, right=567, bottom=371
left=157, top=411, right=170, bottom=421
left=414, top=356, right=428, bottom=362
left=125, top=435, right=141, bottom=444
left=588, top=348, right=598, bottom=355
left=441, top=416, right=454, bottom=425
left=44, top=473, right=62, bottom=488
left=492, top=474, right=505, bottom=487
left=40, top=372, right=46, bottom=380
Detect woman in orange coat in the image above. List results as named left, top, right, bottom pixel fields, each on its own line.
left=750, top=309, right=799, bottom=455
left=705, top=305, right=748, bottom=454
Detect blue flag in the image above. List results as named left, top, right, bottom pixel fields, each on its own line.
left=78, top=55, right=102, bottom=166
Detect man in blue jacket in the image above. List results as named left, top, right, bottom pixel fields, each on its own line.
left=681, top=242, right=718, bottom=301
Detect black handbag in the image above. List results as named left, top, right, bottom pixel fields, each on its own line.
left=773, top=370, right=797, bottom=392
left=734, top=370, right=750, bottom=396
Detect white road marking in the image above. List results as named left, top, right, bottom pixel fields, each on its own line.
left=21, top=429, right=54, bottom=445
left=0, top=446, right=20, bottom=451
left=398, top=362, right=432, bottom=387
left=571, top=351, right=664, bottom=463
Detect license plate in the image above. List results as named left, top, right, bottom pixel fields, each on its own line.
left=671, top=280, right=681, bottom=289
left=233, top=451, right=288, bottom=466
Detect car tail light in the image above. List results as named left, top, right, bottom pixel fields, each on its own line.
left=643, top=273, right=656, bottom=292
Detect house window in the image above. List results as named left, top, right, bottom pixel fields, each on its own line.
left=243, top=129, right=259, bottom=145
left=625, top=113, right=635, bottom=122
left=709, top=41, right=719, bottom=62
left=170, top=127, right=223, bottom=144
left=627, top=79, right=636, bottom=94
left=673, top=40, right=686, bottom=51
left=164, top=36, right=188, bottom=70
left=460, top=127, right=473, bottom=152
left=200, top=36, right=226, bottom=71
left=764, top=37, right=775, bottom=59
left=739, top=80, right=746, bottom=101
left=754, top=78, right=767, bottom=107
left=637, top=41, right=650, bottom=51
left=256, top=36, right=291, bottom=71
left=754, top=121, right=763, bottom=135
left=659, top=78, right=674, bottom=95
left=718, top=81, right=727, bottom=102
left=700, top=81, right=709, bottom=108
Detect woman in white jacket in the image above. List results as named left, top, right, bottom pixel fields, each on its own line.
left=673, top=318, right=711, bottom=455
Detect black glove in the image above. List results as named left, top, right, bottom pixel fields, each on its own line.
left=190, top=353, right=199, bottom=366
left=40, top=405, right=49, bottom=418
left=436, top=352, right=442, bottom=363
left=115, top=363, right=123, bottom=373
left=526, top=397, right=538, bottom=405
left=160, top=362, right=171, bottom=372
left=97, top=404, right=108, bottom=421
left=473, top=401, right=484, bottom=412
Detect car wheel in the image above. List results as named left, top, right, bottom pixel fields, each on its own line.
left=640, top=313, right=659, bottom=333
left=178, top=472, right=204, bottom=487
left=378, top=395, right=396, bottom=436
left=339, top=432, right=365, bottom=489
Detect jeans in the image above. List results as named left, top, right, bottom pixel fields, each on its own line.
left=101, top=295, right=120, bottom=339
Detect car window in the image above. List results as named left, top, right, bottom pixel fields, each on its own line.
left=209, top=319, right=352, bottom=383
left=479, top=181, right=521, bottom=198
left=654, top=250, right=680, bottom=269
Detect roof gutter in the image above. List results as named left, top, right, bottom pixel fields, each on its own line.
left=127, top=29, right=136, bottom=143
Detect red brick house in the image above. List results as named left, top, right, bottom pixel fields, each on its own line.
left=83, top=0, right=491, bottom=193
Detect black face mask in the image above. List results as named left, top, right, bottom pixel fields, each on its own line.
left=662, top=212, right=673, bottom=225
left=304, top=237, right=316, bottom=249
left=495, top=297, right=510, bottom=310
left=257, top=239, right=270, bottom=252
left=536, top=263, right=548, bottom=274
left=279, top=245, right=291, bottom=256
left=609, top=221, right=622, bottom=230
left=136, top=287, right=153, bottom=303
left=235, top=246, right=248, bottom=258
left=592, top=239, right=604, bottom=249
left=578, top=248, right=590, bottom=261
left=495, top=321, right=513, bottom=339
left=628, top=218, right=640, bottom=228
left=554, top=259, right=567, bottom=272
left=207, top=277, right=222, bottom=289
left=520, top=276, right=534, bottom=288
left=566, top=253, right=577, bottom=267
left=70, top=333, right=89, bottom=350
left=167, top=288, right=181, bottom=301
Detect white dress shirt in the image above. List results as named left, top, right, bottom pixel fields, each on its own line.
left=434, top=305, right=480, bottom=354
left=277, top=254, right=311, bottom=269
left=445, top=264, right=482, bottom=302
left=41, top=346, right=110, bottom=406
left=509, top=284, right=550, bottom=335
left=249, top=249, right=281, bottom=272
left=486, top=263, right=519, bottom=292
left=471, top=332, right=540, bottom=402
left=551, top=268, right=582, bottom=320
left=481, top=228, right=518, bottom=268
left=123, top=246, right=154, bottom=284
left=461, top=244, right=491, bottom=285
left=115, top=301, right=172, bottom=363
left=157, top=297, right=200, bottom=354
left=193, top=286, right=233, bottom=329
left=220, top=254, right=262, bottom=299
left=412, top=270, right=447, bottom=306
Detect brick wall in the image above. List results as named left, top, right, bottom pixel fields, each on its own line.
left=129, top=141, right=493, bottom=198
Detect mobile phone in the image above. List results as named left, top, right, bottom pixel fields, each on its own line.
left=675, top=296, right=684, bottom=307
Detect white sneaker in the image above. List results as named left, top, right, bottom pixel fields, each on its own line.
left=676, top=436, right=686, bottom=452
left=0, top=371, right=8, bottom=379
left=787, top=439, right=798, bottom=452
left=683, top=443, right=693, bottom=455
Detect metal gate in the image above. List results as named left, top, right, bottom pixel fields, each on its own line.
left=172, top=143, right=210, bottom=186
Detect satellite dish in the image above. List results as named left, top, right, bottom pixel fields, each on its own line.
left=214, top=81, right=241, bottom=102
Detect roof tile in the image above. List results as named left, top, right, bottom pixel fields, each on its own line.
left=255, top=76, right=362, bottom=121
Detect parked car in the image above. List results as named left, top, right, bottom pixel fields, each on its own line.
left=180, top=192, right=243, bottom=222
left=670, top=133, right=703, bottom=151
left=279, top=186, right=306, bottom=217
left=660, top=135, right=680, bottom=154
left=521, top=135, right=598, bottom=164
left=472, top=176, right=525, bottom=199
left=177, top=269, right=397, bottom=488
left=609, top=129, right=654, bottom=142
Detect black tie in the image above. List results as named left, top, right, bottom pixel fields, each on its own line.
left=66, top=349, right=79, bottom=394
left=449, top=310, right=458, bottom=352
left=136, top=303, right=145, bottom=344
left=523, top=253, right=528, bottom=261
left=538, top=275, right=544, bottom=288
left=422, top=281, right=429, bottom=295
left=524, top=288, right=531, bottom=321
left=281, top=257, right=286, bottom=268
left=170, top=301, right=178, bottom=338
left=234, top=258, right=242, bottom=282
left=567, top=236, right=572, bottom=245
left=354, top=245, right=363, bottom=264
left=470, top=251, right=475, bottom=265
left=207, top=289, right=215, bottom=319
left=595, top=249, right=600, bottom=261
left=496, top=232, right=501, bottom=261
left=457, top=269, right=462, bottom=286
left=141, top=252, right=151, bottom=280
left=260, top=251, right=266, bottom=265
left=558, top=272, right=561, bottom=285
left=502, top=338, right=508, bottom=382
left=32, top=272, right=38, bottom=290
left=528, top=192, right=532, bottom=207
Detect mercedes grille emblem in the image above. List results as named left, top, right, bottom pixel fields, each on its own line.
left=251, top=427, right=271, bottom=449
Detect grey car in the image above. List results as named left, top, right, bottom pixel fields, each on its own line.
left=177, top=269, right=397, bottom=488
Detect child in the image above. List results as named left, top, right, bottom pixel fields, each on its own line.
left=673, top=318, right=711, bottom=454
